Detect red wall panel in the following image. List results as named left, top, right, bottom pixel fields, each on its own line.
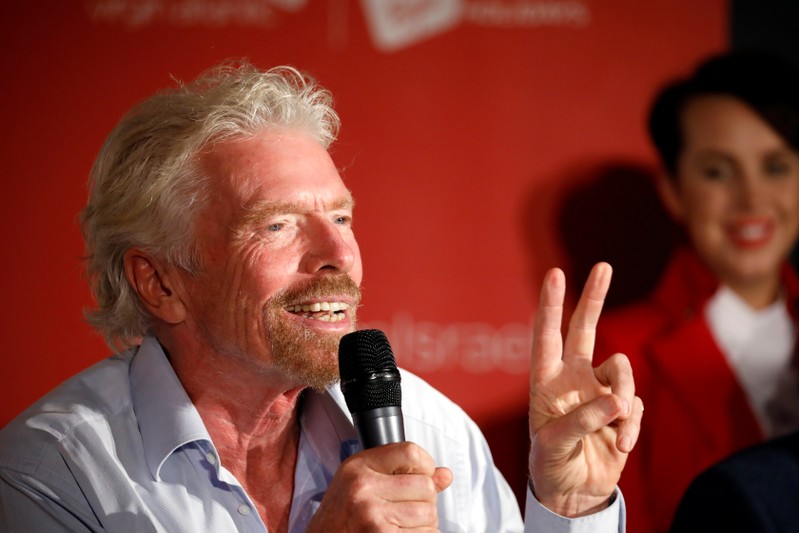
left=0, top=0, right=727, bottom=499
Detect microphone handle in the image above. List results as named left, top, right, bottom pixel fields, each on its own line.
left=353, top=406, right=405, bottom=449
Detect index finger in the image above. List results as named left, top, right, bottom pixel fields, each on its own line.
left=562, top=262, right=612, bottom=366
left=531, top=267, right=566, bottom=380
left=360, top=442, right=437, bottom=477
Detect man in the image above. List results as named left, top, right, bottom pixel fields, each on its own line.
left=0, top=61, right=642, bottom=531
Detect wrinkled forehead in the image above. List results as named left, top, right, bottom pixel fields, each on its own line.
left=199, top=128, right=351, bottom=205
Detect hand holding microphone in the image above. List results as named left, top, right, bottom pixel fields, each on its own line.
left=306, top=329, right=452, bottom=532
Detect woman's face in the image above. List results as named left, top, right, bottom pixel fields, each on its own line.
left=661, top=95, right=799, bottom=295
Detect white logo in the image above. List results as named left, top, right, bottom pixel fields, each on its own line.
left=364, top=312, right=533, bottom=374
left=360, top=0, right=463, bottom=52
left=361, top=0, right=590, bottom=51
left=86, top=0, right=309, bottom=28
left=86, top=0, right=590, bottom=50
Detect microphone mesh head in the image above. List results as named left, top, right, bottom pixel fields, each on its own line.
left=338, top=329, right=402, bottom=413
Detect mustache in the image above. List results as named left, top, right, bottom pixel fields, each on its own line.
left=269, top=274, right=362, bottom=308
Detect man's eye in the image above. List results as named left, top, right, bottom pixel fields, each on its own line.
left=267, top=223, right=283, bottom=232
left=335, top=215, right=352, bottom=225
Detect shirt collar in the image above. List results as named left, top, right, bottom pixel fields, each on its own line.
left=657, top=247, right=799, bottom=321
left=299, top=382, right=360, bottom=473
left=654, top=247, right=720, bottom=317
left=705, top=284, right=789, bottom=358
left=130, top=336, right=214, bottom=482
left=129, top=336, right=361, bottom=483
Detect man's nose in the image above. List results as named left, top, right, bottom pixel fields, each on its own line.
left=301, top=218, right=356, bottom=274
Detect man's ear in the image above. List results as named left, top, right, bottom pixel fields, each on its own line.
left=655, top=171, right=686, bottom=222
left=123, top=248, right=187, bottom=325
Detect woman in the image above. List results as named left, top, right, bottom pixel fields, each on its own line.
left=595, top=51, right=799, bottom=533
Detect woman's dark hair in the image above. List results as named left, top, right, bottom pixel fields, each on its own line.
left=648, top=50, right=799, bottom=175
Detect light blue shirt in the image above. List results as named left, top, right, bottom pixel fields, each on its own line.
left=0, top=336, right=623, bottom=532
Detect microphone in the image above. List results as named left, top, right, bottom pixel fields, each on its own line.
left=338, top=329, right=405, bottom=449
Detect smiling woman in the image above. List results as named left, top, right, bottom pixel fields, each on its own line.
left=594, top=50, right=799, bottom=533
left=660, top=94, right=799, bottom=307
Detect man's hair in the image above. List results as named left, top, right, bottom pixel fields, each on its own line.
left=80, top=61, right=340, bottom=349
left=648, top=50, right=799, bottom=176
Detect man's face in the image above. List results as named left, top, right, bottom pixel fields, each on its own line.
left=180, top=128, right=363, bottom=390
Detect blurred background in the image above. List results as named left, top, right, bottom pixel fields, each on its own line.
left=1, top=0, right=796, bottom=505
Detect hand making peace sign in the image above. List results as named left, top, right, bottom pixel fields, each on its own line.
left=528, top=262, right=644, bottom=517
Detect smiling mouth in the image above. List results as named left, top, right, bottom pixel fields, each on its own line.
left=727, top=219, right=773, bottom=248
left=736, top=224, right=767, bottom=240
left=285, top=301, right=350, bottom=322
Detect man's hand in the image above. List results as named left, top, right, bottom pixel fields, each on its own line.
left=528, top=262, right=643, bottom=517
left=308, top=442, right=453, bottom=531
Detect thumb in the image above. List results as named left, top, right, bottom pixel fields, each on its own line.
left=540, top=394, right=627, bottom=454
left=433, top=466, right=453, bottom=493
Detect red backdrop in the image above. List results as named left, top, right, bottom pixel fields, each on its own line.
left=0, top=0, right=726, bottom=501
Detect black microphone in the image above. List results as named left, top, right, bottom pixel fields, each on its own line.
left=338, top=329, right=405, bottom=449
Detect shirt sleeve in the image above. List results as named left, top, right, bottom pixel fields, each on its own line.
left=523, top=485, right=624, bottom=533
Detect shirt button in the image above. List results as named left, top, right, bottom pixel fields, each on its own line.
left=238, top=504, right=251, bottom=516
left=205, top=453, right=217, bottom=465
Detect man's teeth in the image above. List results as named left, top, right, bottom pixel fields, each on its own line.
left=286, top=302, right=349, bottom=322
left=289, top=302, right=349, bottom=313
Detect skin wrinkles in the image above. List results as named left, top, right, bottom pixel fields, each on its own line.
left=147, top=127, right=364, bottom=532
left=171, top=127, right=363, bottom=387
left=133, top=125, right=641, bottom=531
left=234, top=196, right=357, bottom=242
